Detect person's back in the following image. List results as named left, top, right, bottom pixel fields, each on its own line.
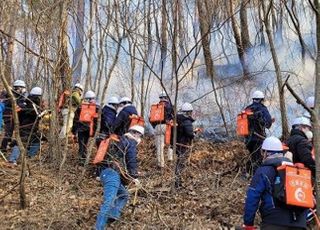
left=286, top=117, right=315, bottom=175
left=100, top=97, right=119, bottom=136
left=19, top=94, right=41, bottom=139
left=7, top=87, right=43, bottom=165
left=243, top=136, right=308, bottom=229
left=244, top=90, right=272, bottom=175
left=245, top=101, right=272, bottom=139
left=176, top=113, right=194, bottom=145
left=1, top=80, right=27, bottom=152
left=113, top=97, right=138, bottom=136
left=151, top=92, right=174, bottom=169
left=95, top=125, right=144, bottom=229
left=174, top=102, right=195, bottom=189
left=59, top=83, right=83, bottom=138
left=72, top=90, right=99, bottom=164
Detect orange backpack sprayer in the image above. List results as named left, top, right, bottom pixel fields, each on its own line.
left=236, top=109, right=253, bottom=136
left=274, top=163, right=314, bottom=209
left=93, top=134, right=120, bottom=164
left=57, top=90, right=70, bottom=112
left=149, top=102, right=165, bottom=123
left=79, top=102, right=98, bottom=136
left=129, top=114, right=145, bottom=127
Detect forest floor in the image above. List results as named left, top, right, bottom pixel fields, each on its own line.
left=0, top=137, right=253, bottom=230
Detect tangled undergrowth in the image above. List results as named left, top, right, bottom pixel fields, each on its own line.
left=0, top=138, right=252, bottom=230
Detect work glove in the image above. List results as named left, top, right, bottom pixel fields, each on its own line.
left=242, top=225, right=256, bottom=230
left=133, top=178, right=142, bottom=189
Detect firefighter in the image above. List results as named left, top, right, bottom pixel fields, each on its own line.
left=174, top=102, right=196, bottom=189
left=151, top=91, right=174, bottom=169
left=0, top=80, right=27, bottom=152
left=100, top=96, right=119, bottom=136
left=244, top=90, right=273, bottom=176
left=286, top=117, right=315, bottom=176
left=113, top=97, right=138, bottom=136
left=95, top=125, right=144, bottom=229
left=243, top=136, right=308, bottom=230
left=8, top=87, right=43, bottom=165
left=72, top=90, right=99, bottom=165
left=59, top=83, right=83, bottom=138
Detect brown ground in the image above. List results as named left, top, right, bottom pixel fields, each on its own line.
left=0, top=138, right=251, bottom=230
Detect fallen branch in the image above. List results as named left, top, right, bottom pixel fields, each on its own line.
left=0, top=182, right=20, bottom=201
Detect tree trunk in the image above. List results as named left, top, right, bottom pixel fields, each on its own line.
left=262, top=0, right=289, bottom=139
left=71, top=0, right=85, bottom=84
left=57, top=1, right=71, bottom=91
left=228, top=0, right=250, bottom=79
left=313, top=0, right=320, bottom=218
left=160, top=0, right=168, bottom=74
left=197, top=0, right=229, bottom=136
left=240, top=0, right=251, bottom=51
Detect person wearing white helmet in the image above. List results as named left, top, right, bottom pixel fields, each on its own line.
left=243, top=90, right=273, bottom=175
left=174, top=102, right=197, bottom=189
left=113, top=96, right=138, bottom=136
left=59, top=83, right=84, bottom=138
left=8, top=86, right=43, bottom=165
left=100, top=96, right=119, bottom=136
left=72, top=90, right=99, bottom=165
left=0, top=80, right=28, bottom=152
left=95, top=125, right=144, bottom=229
left=150, top=91, right=174, bottom=169
left=286, top=117, right=315, bottom=175
left=243, top=136, right=307, bottom=229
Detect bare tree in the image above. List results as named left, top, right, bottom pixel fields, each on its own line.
left=71, top=0, right=85, bottom=84
left=262, top=0, right=289, bottom=139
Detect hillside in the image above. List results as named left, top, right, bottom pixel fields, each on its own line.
left=0, top=139, right=250, bottom=229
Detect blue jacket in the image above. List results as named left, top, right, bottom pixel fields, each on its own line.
left=100, top=105, right=117, bottom=135
left=1, top=90, right=27, bottom=116
left=244, top=157, right=307, bottom=228
left=101, top=135, right=138, bottom=179
left=0, top=102, right=4, bottom=131
left=245, top=102, right=272, bottom=141
left=113, top=105, right=138, bottom=136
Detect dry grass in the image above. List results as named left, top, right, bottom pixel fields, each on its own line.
left=0, top=138, right=251, bottom=229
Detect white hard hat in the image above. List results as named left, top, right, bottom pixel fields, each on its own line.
left=119, top=97, right=131, bottom=104
left=251, top=90, right=265, bottom=99
left=261, top=136, right=283, bottom=152
left=108, top=96, right=119, bottom=105
left=29, top=87, right=42, bottom=96
left=84, top=90, right=96, bottom=99
left=159, top=91, right=167, bottom=98
left=129, top=125, right=145, bottom=135
left=181, top=102, right=193, bottom=112
left=74, top=83, right=84, bottom=91
left=292, top=117, right=312, bottom=127
left=13, top=80, right=26, bottom=88
left=306, top=96, right=315, bottom=108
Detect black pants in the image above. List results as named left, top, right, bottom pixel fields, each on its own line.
left=78, top=130, right=90, bottom=159
left=1, top=115, right=13, bottom=151
left=245, top=138, right=263, bottom=175
left=175, top=145, right=190, bottom=188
